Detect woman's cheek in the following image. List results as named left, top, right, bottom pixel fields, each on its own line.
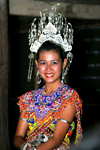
left=39, top=66, right=45, bottom=72
left=54, top=65, right=62, bottom=72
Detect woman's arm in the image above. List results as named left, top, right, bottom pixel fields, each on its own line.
left=14, top=105, right=76, bottom=150
left=36, top=104, right=76, bottom=150
left=13, top=109, right=28, bottom=149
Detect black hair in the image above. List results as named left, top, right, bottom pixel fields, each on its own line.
left=36, top=41, right=66, bottom=62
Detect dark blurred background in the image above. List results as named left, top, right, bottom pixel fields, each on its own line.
left=0, top=0, right=100, bottom=150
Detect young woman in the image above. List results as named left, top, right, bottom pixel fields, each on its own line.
left=13, top=4, right=82, bottom=150
left=13, top=41, right=82, bottom=150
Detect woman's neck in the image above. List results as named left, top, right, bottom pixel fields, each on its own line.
left=43, top=81, right=63, bottom=94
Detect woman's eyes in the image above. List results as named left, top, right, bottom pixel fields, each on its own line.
left=52, top=61, right=58, bottom=64
left=40, top=62, right=46, bottom=65
left=40, top=61, right=58, bottom=65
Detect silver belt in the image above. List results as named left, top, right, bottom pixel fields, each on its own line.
left=31, top=133, right=49, bottom=146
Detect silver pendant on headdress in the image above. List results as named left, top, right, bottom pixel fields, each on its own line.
left=27, top=52, right=34, bottom=82
left=61, top=52, right=73, bottom=83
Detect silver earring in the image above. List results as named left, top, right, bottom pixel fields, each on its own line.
left=61, top=68, right=68, bottom=83
left=61, top=69, right=65, bottom=83
left=37, top=70, right=41, bottom=84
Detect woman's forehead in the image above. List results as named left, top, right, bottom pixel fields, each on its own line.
left=38, top=50, right=61, bottom=59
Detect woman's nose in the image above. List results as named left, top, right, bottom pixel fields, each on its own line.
left=46, top=64, right=52, bottom=70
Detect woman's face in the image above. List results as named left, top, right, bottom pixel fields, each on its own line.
left=35, top=50, right=67, bottom=84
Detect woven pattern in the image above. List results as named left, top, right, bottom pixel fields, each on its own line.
left=18, top=85, right=82, bottom=149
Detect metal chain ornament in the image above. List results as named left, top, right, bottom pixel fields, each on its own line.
left=27, top=52, right=34, bottom=82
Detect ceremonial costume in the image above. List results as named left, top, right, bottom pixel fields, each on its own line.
left=18, top=84, right=82, bottom=149
left=14, top=3, right=83, bottom=150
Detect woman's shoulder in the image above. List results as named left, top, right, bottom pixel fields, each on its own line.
left=18, top=88, right=41, bottom=100
left=62, top=84, right=82, bottom=107
left=17, top=88, right=41, bottom=108
left=56, top=84, right=78, bottom=99
left=63, top=84, right=80, bottom=97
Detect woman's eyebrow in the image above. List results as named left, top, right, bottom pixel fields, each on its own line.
left=38, top=60, right=45, bottom=62
left=39, top=59, right=59, bottom=61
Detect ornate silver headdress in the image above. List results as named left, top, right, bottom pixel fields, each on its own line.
left=27, top=3, right=73, bottom=82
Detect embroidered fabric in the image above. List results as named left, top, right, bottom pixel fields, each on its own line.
left=35, top=82, right=63, bottom=119
left=17, top=85, right=83, bottom=149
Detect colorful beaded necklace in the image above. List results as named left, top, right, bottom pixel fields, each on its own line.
left=35, top=82, right=63, bottom=119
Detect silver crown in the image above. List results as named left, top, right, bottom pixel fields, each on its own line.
left=28, top=3, right=73, bottom=53
left=27, top=3, right=73, bottom=82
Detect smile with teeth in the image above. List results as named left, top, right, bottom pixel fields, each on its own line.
left=45, top=73, right=54, bottom=78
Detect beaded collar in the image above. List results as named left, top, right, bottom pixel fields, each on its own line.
left=35, top=83, right=63, bottom=119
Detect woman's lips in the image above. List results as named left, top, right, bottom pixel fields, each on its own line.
left=45, top=73, right=54, bottom=78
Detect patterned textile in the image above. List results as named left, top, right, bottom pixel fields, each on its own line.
left=18, top=85, right=83, bottom=149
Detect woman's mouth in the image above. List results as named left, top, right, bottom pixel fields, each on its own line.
left=45, top=73, right=54, bottom=78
